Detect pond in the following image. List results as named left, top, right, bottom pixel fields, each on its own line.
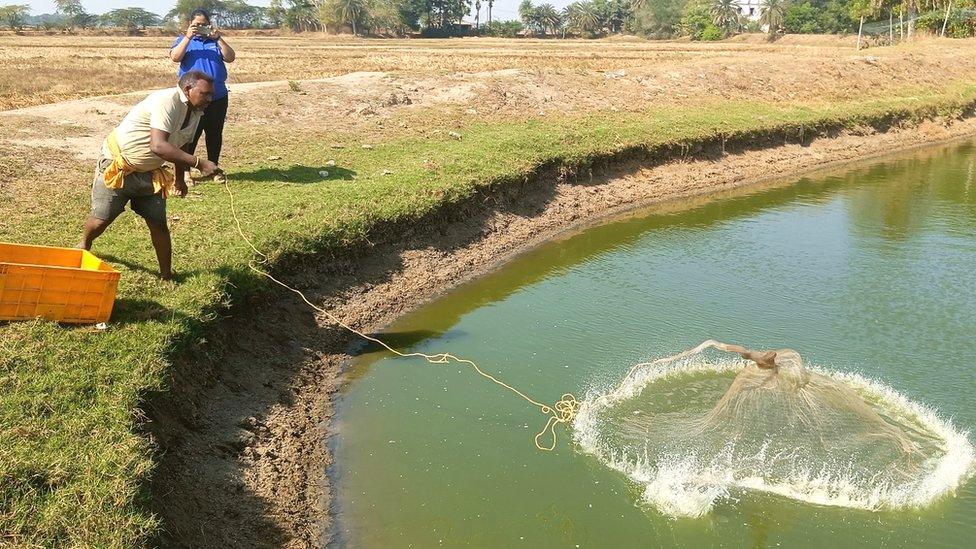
left=332, top=141, right=976, bottom=547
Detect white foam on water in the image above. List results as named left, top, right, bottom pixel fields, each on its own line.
left=573, top=359, right=976, bottom=518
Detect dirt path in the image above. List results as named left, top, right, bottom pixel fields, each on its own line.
left=146, top=112, right=976, bottom=546
left=0, top=72, right=392, bottom=160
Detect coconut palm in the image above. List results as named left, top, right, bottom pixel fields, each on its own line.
left=284, top=0, right=320, bottom=32
left=488, top=0, right=494, bottom=25
left=758, top=0, right=786, bottom=38
left=710, top=0, right=742, bottom=36
left=332, top=0, right=366, bottom=36
left=475, top=0, right=482, bottom=29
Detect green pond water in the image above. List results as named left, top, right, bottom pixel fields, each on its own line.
left=333, top=141, right=976, bottom=548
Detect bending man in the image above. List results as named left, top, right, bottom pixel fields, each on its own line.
left=78, top=70, right=218, bottom=280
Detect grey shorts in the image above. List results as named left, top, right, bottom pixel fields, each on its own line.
left=90, top=158, right=167, bottom=226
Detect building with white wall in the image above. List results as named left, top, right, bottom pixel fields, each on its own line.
left=740, top=0, right=763, bottom=21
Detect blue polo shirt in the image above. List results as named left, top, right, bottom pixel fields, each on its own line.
left=171, top=35, right=228, bottom=100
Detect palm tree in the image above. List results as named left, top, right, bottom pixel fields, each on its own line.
left=711, top=0, right=742, bottom=36
left=563, top=2, right=580, bottom=34
left=536, top=3, right=562, bottom=35
left=758, top=0, right=785, bottom=38
left=332, top=0, right=365, bottom=36
left=565, top=1, right=601, bottom=36
left=488, top=0, right=494, bottom=25
left=519, top=0, right=536, bottom=32
left=475, top=0, right=482, bottom=29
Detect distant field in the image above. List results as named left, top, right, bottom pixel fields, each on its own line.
left=0, top=32, right=869, bottom=110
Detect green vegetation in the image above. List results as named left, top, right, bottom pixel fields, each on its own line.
left=759, top=0, right=788, bottom=38
left=4, top=82, right=976, bottom=546
left=8, top=0, right=976, bottom=39
left=679, top=0, right=724, bottom=39
left=100, top=8, right=161, bottom=31
left=0, top=4, right=28, bottom=28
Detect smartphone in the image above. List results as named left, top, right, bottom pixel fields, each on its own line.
left=195, top=24, right=212, bottom=37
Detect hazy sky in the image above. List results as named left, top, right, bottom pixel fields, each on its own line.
left=25, top=1, right=575, bottom=20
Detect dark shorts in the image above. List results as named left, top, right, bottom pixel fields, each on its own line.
left=90, top=158, right=167, bottom=226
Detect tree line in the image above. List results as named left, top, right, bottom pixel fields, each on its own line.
left=2, top=0, right=974, bottom=39
left=516, top=0, right=976, bottom=40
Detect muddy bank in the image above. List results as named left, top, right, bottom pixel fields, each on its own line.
left=146, top=113, right=976, bottom=547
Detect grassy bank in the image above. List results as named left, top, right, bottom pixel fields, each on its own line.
left=2, top=85, right=976, bottom=546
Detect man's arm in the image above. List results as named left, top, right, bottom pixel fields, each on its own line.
left=150, top=129, right=216, bottom=197
left=149, top=128, right=206, bottom=166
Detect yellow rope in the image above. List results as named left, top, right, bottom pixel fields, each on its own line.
left=220, top=177, right=579, bottom=451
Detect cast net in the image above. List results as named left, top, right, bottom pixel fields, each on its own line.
left=574, top=341, right=975, bottom=517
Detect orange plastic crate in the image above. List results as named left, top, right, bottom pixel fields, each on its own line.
left=0, top=242, right=120, bottom=324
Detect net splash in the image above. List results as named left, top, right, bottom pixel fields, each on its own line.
left=574, top=342, right=976, bottom=517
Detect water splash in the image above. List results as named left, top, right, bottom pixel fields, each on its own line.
left=574, top=348, right=975, bottom=518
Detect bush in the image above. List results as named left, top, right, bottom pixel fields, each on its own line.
left=914, top=10, right=945, bottom=34
left=679, top=1, right=717, bottom=41
left=481, top=20, right=524, bottom=38
left=915, top=10, right=976, bottom=38
left=701, top=23, right=723, bottom=40
left=783, top=1, right=821, bottom=34
left=947, top=17, right=976, bottom=38
left=816, top=0, right=855, bottom=33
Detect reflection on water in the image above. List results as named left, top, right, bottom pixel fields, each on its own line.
left=334, top=141, right=976, bottom=548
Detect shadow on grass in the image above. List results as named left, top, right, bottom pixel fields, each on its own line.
left=230, top=165, right=357, bottom=183
left=100, top=254, right=205, bottom=284
left=112, top=297, right=194, bottom=324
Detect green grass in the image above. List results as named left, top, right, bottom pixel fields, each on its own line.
left=3, top=84, right=976, bottom=546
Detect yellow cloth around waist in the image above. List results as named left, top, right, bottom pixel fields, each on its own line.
left=103, top=130, right=175, bottom=198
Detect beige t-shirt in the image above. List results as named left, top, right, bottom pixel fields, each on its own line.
left=101, top=87, right=202, bottom=172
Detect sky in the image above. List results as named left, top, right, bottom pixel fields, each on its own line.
left=24, top=1, right=576, bottom=21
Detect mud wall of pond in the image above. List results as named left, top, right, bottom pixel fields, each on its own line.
left=142, top=102, right=976, bottom=547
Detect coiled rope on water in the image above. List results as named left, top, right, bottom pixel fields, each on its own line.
left=220, top=177, right=580, bottom=451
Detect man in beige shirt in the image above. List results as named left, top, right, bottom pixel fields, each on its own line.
left=78, top=70, right=218, bottom=281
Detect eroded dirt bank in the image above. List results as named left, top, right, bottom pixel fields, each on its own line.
left=146, top=113, right=976, bottom=547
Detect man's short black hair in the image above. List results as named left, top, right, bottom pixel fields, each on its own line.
left=179, top=70, right=214, bottom=90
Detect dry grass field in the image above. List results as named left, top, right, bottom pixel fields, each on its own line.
left=5, top=33, right=976, bottom=547
left=0, top=32, right=954, bottom=110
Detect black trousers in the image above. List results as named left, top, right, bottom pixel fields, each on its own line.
left=190, top=95, right=228, bottom=164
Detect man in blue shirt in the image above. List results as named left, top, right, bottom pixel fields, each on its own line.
left=170, top=9, right=235, bottom=182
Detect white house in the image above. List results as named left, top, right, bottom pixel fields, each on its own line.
left=740, top=0, right=763, bottom=21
